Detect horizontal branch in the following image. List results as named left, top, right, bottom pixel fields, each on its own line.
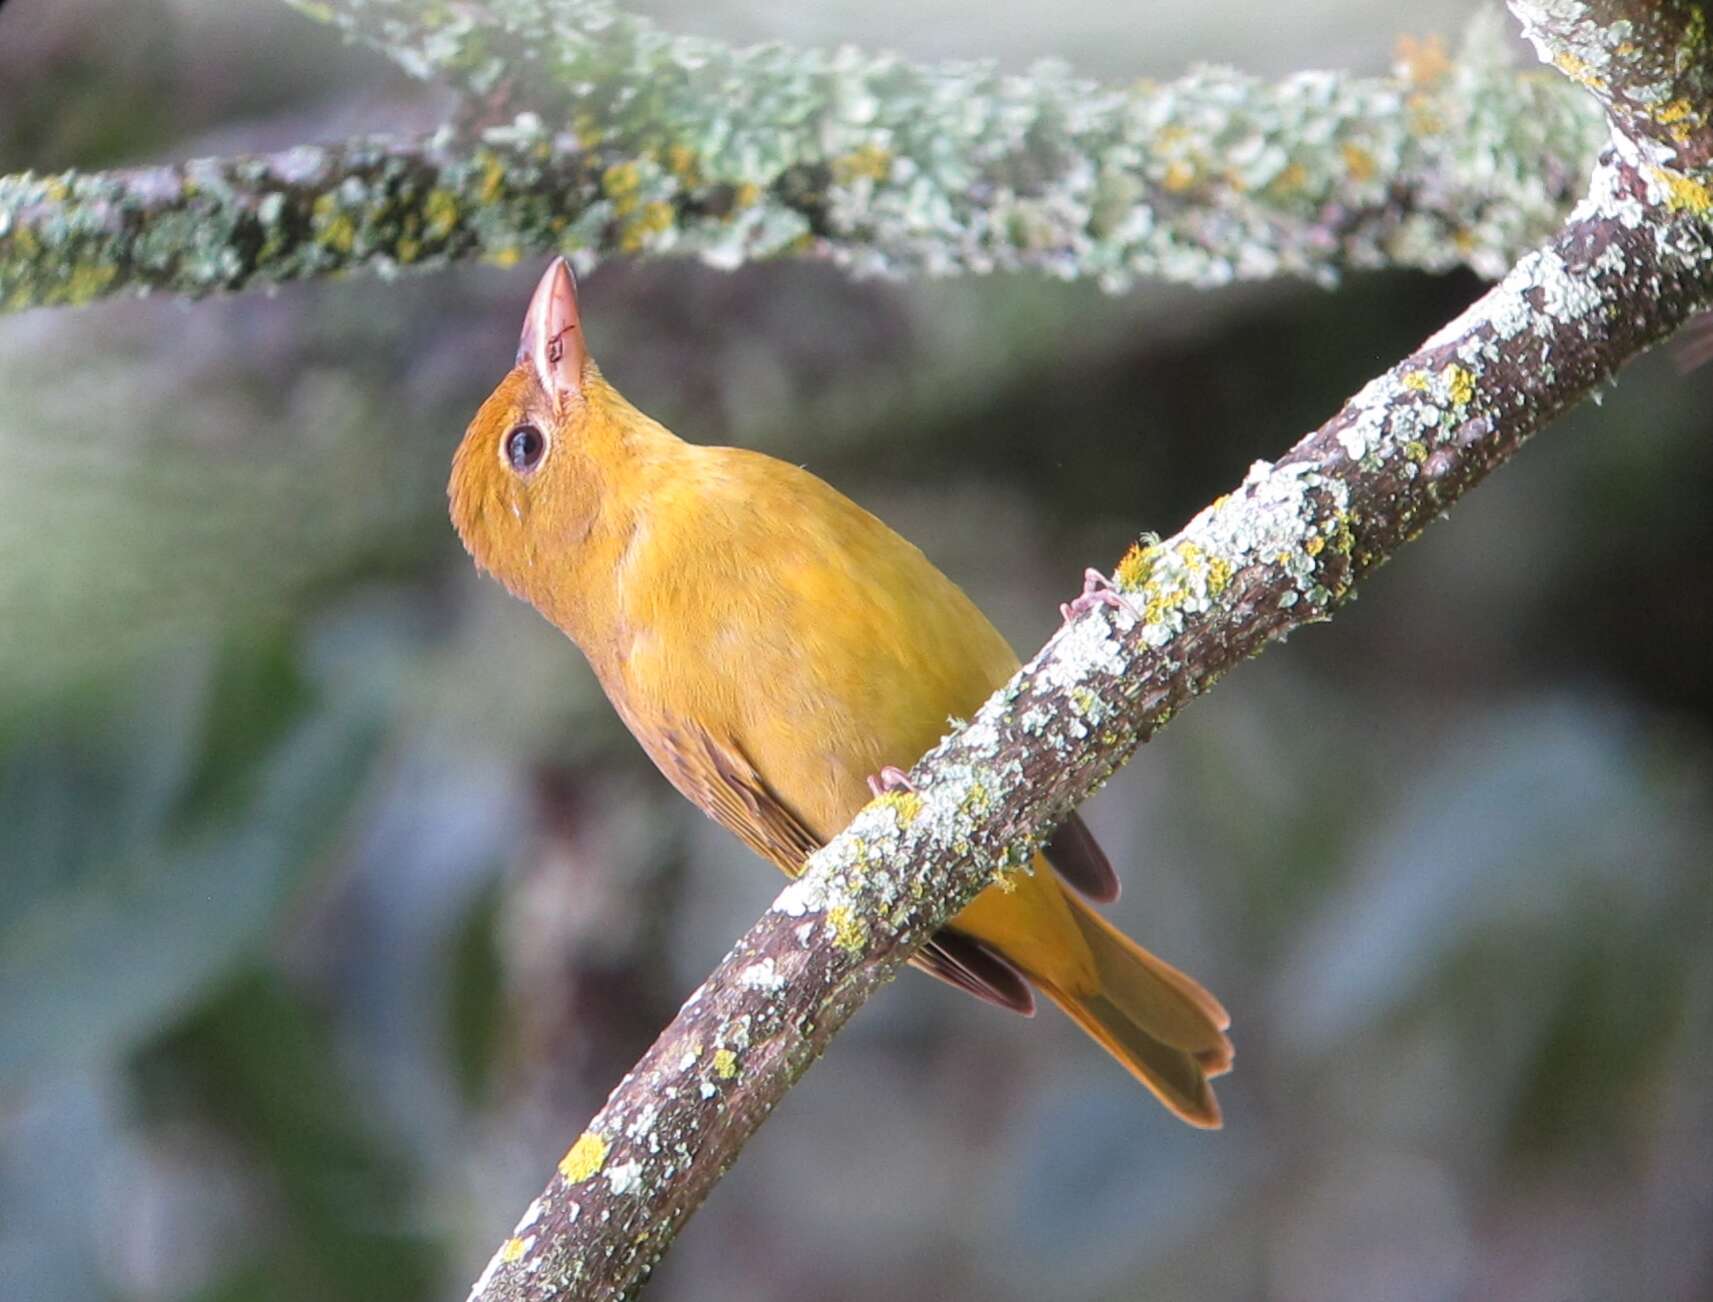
left=3, top=11, right=1608, bottom=312
left=295, top=1, right=1605, bottom=282
left=0, top=131, right=608, bottom=310
left=463, top=5, right=1713, bottom=1298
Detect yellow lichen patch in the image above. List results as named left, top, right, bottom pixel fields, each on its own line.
left=1340, top=142, right=1377, bottom=183
left=831, top=142, right=893, bottom=184
left=501, top=1237, right=529, bottom=1264
left=1331, top=511, right=1358, bottom=556
left=559, top=1131, right=609, bottom=1184
left=1161, top=159, right=1196, bottom=193
left=1406, top=93, right=1444, bottom=135
left=1305, top=534, right=1326, bottom=557
left=479, top=155, right=507, bottom=205
left=732, top=181, right=762, bottom=210
left=989, top=866, right=1020, bottom=894
left=1650, top=166, right=1713, bottom=215
left=1404, top=440, right=1428, bottom=463
left=572, top=111, right=604, bottom=148
left=1552, top=50, right=1608, bottom=94
left=875, top=789, right=924, bottom=825
left=602, top=161, right=643, bottom=209
left=1142, top=582, right=1189, bottom=626
left=1269, top=161, right=1308, bottom=195
left=826, top=905, right=869, bottom=952
left=712, top=1048, right=738, bottom=1080
left=484, top=246, right=523, bottom=268
left=1443, top=362, right=1475, bottom=409
left=314, top=199, right=356, bottom=253
left=1114, top=539, right=1159, bottom=590
left=423, top=189, right=459, bottom=241
left=959, top=783, right=992, bottom=818
left=665, top=143, right=702, bottom=183
left=63, top=263, right=117, bottom=305
left=1395, top=33, right=1451, bottom=86
left=1656, top=97, right=1701, bottom=144
left=1401, top=369, right=1432, bottom=393
left=1205, top=556, right=1233, bottom=595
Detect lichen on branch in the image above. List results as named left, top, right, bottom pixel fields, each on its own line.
left=0, top=131, right=607, bottom=311
left=290, top=2, right=1608, bottom=285
left=3, top=6, right=1609, bottom=313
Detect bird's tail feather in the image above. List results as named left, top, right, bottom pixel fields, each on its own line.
left=1032, top=896, right=1232, bottom=1128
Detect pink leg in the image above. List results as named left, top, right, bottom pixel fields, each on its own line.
left=1059, top=567, right=1141, bottom=623
left=866, top=765, right=916, bottom=797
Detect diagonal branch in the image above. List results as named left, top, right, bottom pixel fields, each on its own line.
left=4, top=10, right=1606, bottom=313
left=462, top=4, right=1713, bottom=1300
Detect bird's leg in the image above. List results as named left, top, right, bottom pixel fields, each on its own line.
left=1059, top=567, right=1141, bottom=624
left=866, top=765, right=917, bottom=798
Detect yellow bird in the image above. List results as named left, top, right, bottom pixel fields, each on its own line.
left=449, top=259, right=1232, bottom=1125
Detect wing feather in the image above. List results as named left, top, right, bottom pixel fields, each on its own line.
left=1044, top=812, right=1121, bottom=902
left=647, top=721, right=1035, bottom=1015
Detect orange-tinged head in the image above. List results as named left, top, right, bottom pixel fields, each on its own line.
left=448, top=258, right=621, bottom=621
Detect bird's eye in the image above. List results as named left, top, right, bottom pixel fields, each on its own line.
left=505, top=423, right=546, bottom=473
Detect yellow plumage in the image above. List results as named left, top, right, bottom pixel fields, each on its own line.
left=449, top=260, right=1232, bottom=1125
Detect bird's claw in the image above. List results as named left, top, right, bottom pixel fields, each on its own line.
left=866, top=765, right=917, bottom=798
left=1059, top=567, right=1140, bottom=623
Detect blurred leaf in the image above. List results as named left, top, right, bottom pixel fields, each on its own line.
left=445, top=878, right=507, bottom=1108
left=172, top=631, right=314, bottom=826
left=1272, top=700, right=1681, bottom=1051
left=1504, top=929, right=1684, bottom=1159
left=0, top=628, right=388, bottom=1089
left=138, top=966, right=442, bottom=1302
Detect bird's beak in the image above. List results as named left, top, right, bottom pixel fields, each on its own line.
left=518, top=256, right=587, bottom=409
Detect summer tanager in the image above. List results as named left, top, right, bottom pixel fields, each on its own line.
left=449, top=259, right=1233, bottom=1125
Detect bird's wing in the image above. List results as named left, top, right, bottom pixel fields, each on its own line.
left=650, top=722, right=825, bottom=870
left=917, top=930, right=1036, bottom=1014
left=1044, top=812, right=1121, bottom=902
left=650, top=720, right=1038, bottom=1014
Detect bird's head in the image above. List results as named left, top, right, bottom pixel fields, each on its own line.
left=449, top=257, right=618, bottom=616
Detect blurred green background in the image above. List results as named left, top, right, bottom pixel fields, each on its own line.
left=3, top=2, right=1711, bottom=1300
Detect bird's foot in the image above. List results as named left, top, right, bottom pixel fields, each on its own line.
left=1059, top=567, right=1140, bottom=624
left=866, top=765, right=917, bottom=798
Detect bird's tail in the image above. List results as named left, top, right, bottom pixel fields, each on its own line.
left=1031, top=895, right=1233, bottom=1128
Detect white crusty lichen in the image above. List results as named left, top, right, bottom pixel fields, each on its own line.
left=603, top=1160, right=644, bottom=1197
left=737, top=957, right=786, bottom=991
left=270, top=0, right=1607, bottom=293
left=772, top=737, right=1061, bottom=960
left=4, top=6, right=1622, bottom=311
